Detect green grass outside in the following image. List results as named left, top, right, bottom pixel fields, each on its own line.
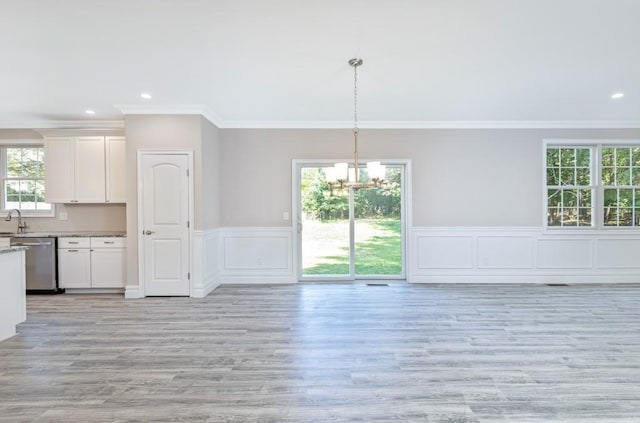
left=302, top=219, right=402, bottom=276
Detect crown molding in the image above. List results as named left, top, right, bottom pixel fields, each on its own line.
left=2, top=113, right=639, bottom=131
left=114, top=104, right=224, bottom=128
left=220, top=120, right=640, bottom=129
left=0, top=120, right=125, bottom=130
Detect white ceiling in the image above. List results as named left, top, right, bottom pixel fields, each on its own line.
left=1, top=0, right=639, bottom=128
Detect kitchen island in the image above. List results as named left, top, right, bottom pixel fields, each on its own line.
left=0, top=246, right=27, bottom=342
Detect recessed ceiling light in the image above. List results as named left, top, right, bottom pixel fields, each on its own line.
left=140, top=93, right=152, bottom=100
left=611, top=92, right=625, bottom=99
left=85, top=109, right=95, bottom=115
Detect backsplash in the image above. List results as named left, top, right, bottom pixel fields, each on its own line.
left=0, top=204, right=126, bottom=233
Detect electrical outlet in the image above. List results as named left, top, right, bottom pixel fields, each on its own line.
left=283, top=211, right=289, bottom=221
left=59, top=212, right=68, bottom=221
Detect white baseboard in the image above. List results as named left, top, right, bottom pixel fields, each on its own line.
left=410, top=275, right=640, bottom=284
left=65, top=288, right=125, bottom=294
left=220, top=275, right=297, bottom=285
left=191, top=271, right=221, bottom=297
left=124, top=285, right=141, bottom=299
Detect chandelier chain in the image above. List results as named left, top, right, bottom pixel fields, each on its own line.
left=353, top=62, right=358, bottom=134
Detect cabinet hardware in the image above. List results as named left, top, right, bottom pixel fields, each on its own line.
left=144, top=230, right=155, bottom=235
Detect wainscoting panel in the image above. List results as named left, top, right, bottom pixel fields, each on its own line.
left=416, top=236, right=473, bottom=269
left=219, top=227, right=295, bottom=284
left=477, top=236, right=534, bottom=269
left=596, top=239, right=640, bottom=269
left=188, top=226, right=640, bottom=290
left=410, top=227, right=640, bottom=284
left=537, top=239, right=593, bottom=269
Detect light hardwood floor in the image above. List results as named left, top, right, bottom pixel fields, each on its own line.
left=1, top=283, right=640, bottom=422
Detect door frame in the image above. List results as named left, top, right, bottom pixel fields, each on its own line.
left=137, top=149, right=195, bottom=297
left=292, top=159, right=412, bottom=282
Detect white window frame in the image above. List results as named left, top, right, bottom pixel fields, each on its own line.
left=543, top=139, right=640, bottom=231
left=0, top=141, right=55, bottom=218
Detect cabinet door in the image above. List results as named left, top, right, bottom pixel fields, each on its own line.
left=91, top=248, right=126, bottom=288
left=44, top=137, right=75, bottom=203
left=58, top=249, right=91, bottom=288
left=75, top=137, right=106, bottom=203
left=105, top=137, right=126, bottom=203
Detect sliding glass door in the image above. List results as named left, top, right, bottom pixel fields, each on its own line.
left=298, top=163, right=405, bottom=280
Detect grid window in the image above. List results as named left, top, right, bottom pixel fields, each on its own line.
left=546, top=147, right=593, bottom=227
left=602, top=147, right=640, bottom=227
left=1, top=146, right=52, bottom=214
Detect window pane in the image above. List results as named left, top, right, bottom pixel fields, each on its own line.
left=578, top=208, right=592, bottom=226
left=602, top=167, right=615, bottom=185
left=576, top=148, right=590, bottom=167
left=548, top=208, right=561, bottom=226
left=563, top=189, right=577, bottom=207
left=617, top=148, right=631, bottom=166
left=578, top=189, right=592, bottom=207
left=619, top=208, right=633, bottom=226
left=561, top=168, right=575, bottom=185
left=617, top=167, right=631, bottom=185
left=6, top=148, right=23, bottom=177
left=560, top=148, right=575, bottom=166
left=604, top=208, right=617, bottom=226
left=576, top=168, right=590, bottom=185
left=547, top=189, right=561, bottom=207
left=546, top=148, right=559, bottom=167
left=632, top=167, right=640, bottom=185
left=604, top=189, right=617, bottom=207
left=547, top=168, right=559, bottom=185
left=562, top=208, right=578, bottom=226
left=602, top=148, right=614, bottom=166
left=619, top=189, right=633, bottom=206
left=633, top=148, right=640, bottom=166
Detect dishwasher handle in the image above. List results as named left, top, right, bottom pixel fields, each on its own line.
left=11, top=241, right=54, bottom=247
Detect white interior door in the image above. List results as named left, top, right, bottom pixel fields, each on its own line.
left=140, top=153, right=191, bottom=296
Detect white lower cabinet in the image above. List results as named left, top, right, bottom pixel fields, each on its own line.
left=58, top=237, right=126, bottom=289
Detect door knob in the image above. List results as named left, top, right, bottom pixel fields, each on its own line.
left=143, top=230, right=155, bottom=235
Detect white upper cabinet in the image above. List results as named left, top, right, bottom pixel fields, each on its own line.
left=44, top=136, right=126, bottom=204
left=75, top=136, right=106, bottom=203
left=44, top=137, right=75, bottom=203
left=105, top=136, right=126, bottom=203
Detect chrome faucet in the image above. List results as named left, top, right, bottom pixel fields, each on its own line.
left=5, top=209, right=27, bottom=233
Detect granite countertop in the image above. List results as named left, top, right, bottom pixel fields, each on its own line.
left=0, top=232, right=126, bottom=238
left=0, top=246, right=29, bottom=255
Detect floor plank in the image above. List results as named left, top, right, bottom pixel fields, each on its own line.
left=1, top=283, right=639, bottom=422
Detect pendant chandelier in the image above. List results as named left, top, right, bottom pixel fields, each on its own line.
left=325, top=58, right=385, bottom=193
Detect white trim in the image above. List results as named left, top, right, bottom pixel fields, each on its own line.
left=291, top=159, right=411, bottom=282
left=136, top=149, right=194, bottom=298
left=219, top=275, right=296, bottom=285
left=3, top=116, right=639, bottom=131
left=0, top=120, right=125, bottom=130
left=124, top=285, right=141, bottom=299
left=114, top=104, right=223, bottom=128
left=217, top=120, right=640, bottom=129
left=191, top=229, right=221, bottom=298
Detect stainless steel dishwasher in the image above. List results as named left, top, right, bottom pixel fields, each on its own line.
left=10, top=237, right=63, bottom=294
